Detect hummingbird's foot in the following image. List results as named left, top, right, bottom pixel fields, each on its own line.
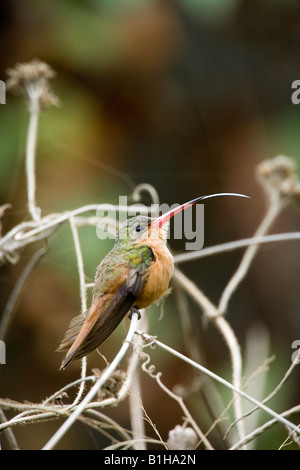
left=128, top=307, right=141, bottom=320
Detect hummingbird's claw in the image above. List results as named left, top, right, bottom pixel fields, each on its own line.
left=128, top=307, right=141, bottom=320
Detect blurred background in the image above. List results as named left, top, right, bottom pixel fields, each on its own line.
left=0, top=0, right=300, bottom=450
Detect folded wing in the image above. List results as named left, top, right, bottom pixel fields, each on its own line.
left=57, top=269, right=143, bottom=369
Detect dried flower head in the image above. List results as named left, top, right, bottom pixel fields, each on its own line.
left=256, top=155, right=300, bottom=203
left=6, top=59, right=59, bottom=110
left=92, top=368, right=127, bottom=400
left=167, top=424, right=198, bottom=450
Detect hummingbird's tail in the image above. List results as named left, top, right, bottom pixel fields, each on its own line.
left=56, top=310, right=91, bottom=369
left=56, top=295, right=113, bottom=369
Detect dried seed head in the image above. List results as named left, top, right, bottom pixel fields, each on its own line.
left=256, top=155, right=295, bottom=180
left=167, top=424, right=198, bottom=450
left=92, top=368, right=127, bottom=400
left=256, top=155, right=300, bottom=203
left=6, top=59, right=59, bottom=110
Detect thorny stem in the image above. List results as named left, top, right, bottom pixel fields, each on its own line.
left=42, top=375, right=96, bottom=406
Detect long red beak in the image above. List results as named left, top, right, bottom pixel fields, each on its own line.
left=151, top=192, right=250, bottom=227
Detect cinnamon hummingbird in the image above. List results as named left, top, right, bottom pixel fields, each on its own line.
left=57, top=193, right=249, bottom=369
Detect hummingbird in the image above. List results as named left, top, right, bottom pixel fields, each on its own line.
left=57, top=193, right=249, bottom=369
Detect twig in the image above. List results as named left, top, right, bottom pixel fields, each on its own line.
left=69, top=216, right=87, bottom=313
left=229, top=347, right=300, bottom=434
left=0, top=409, right=19, bottom=450
left=230, top=405, right=300, bottom=450
left=128, top=310, right=148, bottom=450
left=139, top=350, right=214, bottom=450
left=241, top=326, right=271, bottom=449
left=42, top=375, right=96, bottom=406
left=136, top=330, right=300, bottom=437
left=213, top=315, right=246, bottom=447
left=172, top=269, right=246, bottom=445
left=128, top=369, right=146, bottom=450
left=174, top=232, right=300, bottom=264
left=0, top=203, right=151, bottom=265
left=104, top=438, right=166, bottom=450
left=217, top=199, right=281, bottom=316
left=132, top=183, right=160, bottom=207
left=68, top=215, right=89, bottom=407
left=84, top=409, right=132, bottom=443
left=26, top=89, right=41, bottom=222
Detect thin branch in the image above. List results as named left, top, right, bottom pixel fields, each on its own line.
left=0, top=409, right=19, bottom=450
left=69, top=216, right=87, bottom=313
left=230, top=405, right=300, bottom=450
left=0, top=203, right=151, bottom=264
left=68, top=215, right=89, bottom=407
left=26, top=90, right=41, bottom=222
left=104, top=438, right=166, bottom=450
left=213, top=315, right=246, bottom=447
left=217, top=196, right=282, bottom=316
left=132, top=183, right=160, bottom=207
left=172, top=269, right=246, bottom=445
left=128, top=310, right=148, bottom=450
left=229, top=347, right=300, bottom=434
left=139, top=350, right=214, bottom=450
left=136, top=330, right=300, bottom=436
left=42, top=375, right=96, bottom=407
left=174, top=232, right=300, bottom=264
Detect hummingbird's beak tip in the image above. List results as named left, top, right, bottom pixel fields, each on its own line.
left=152, top=192, right=250, bottom=227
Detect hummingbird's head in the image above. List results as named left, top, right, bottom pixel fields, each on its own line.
left=116, top=215, right=169, bottom=244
